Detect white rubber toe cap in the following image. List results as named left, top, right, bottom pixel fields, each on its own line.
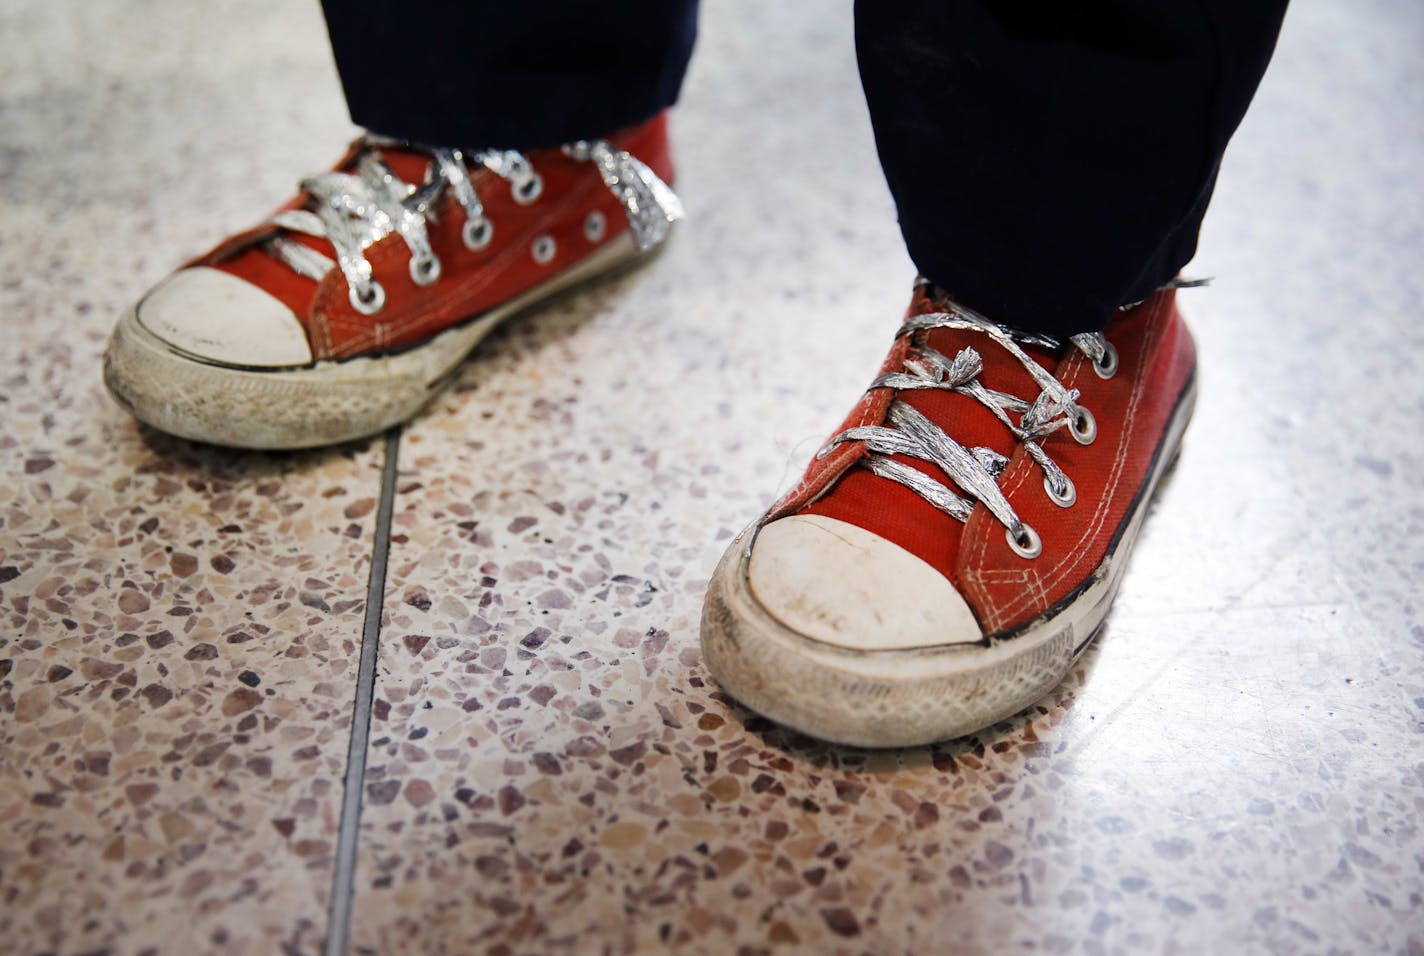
left=136, top=266, right=313, bottom=368
left=747, top=514, right=983, bottom=652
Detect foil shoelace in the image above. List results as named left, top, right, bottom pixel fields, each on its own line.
left=259, top=136, right=683, bottom=314
left=821, top=294, right=1117, bottom=557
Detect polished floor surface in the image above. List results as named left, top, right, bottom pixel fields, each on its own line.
left=3, top=2, right=1422, bottom=954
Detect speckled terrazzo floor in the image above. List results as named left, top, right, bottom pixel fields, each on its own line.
left=2, top=2, right=1422, bottom=954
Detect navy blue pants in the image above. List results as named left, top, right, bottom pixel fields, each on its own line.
left=322, top=1, right=1286, bottom=335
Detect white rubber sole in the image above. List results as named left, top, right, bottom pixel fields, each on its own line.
left=103, top=232, right=652, bottom=449
left=700, top=377, right=1197, bottom=748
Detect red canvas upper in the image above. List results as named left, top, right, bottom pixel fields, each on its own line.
left=192, top=113, right=675, bottom=362
left=770, top=285, right=1196, bottom=636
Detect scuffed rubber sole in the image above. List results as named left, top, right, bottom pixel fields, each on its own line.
left=103, top=232, right=654, bottom=450
left=700, top=378, right=1197, bottom=748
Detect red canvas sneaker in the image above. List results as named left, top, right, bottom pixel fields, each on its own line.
left=701, top=280, right=1197, bottom=747
left=104, top=113, right=681, bottom=449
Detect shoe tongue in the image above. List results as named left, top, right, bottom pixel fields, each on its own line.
left=906, top=284, right=1065, bottom=461
left=363, top=144, right=435, bottom=186
left=798, top=285, right=1068, bottom=585
left=198, top=140, right=451, bottom=325
left=211, top=143, right=441, bottom=316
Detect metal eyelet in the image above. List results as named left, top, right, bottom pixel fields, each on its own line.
left=1007, top=522, right=1042, bottom=559
left=1093, top=341, right=1119, bottom=379
left=513, top=173, right=544, bottom=206
left=584, top=211, right=606, bottom=243
left=531, top=235, right=556, bottom=265
left=1044, top=473, right=1076, bottom=508
left=349, top=280, right=386, bottom=315
left=409, top=253, right=441, bottom=287
left=1070, top=406, right=1097, bottom=445
left=462, top=217, right=493, bottom=251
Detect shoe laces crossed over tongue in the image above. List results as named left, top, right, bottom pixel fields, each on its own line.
left=801, top=282, right=1111, bottom=581
left=206, top=134, right=684, bottom=324
left=208, top=140, right=542, bottom=318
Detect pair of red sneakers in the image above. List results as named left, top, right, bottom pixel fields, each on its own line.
left=104, top=113, right=1196, bottom=747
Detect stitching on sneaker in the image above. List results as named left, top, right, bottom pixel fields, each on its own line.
left=963, top=293, right=1172, bottom=631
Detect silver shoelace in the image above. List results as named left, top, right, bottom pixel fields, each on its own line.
left=261, top=137, right=683, bottom=316
left=818, top=296, right=1120, bottom=560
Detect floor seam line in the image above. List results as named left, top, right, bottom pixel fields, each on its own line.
left=323, top=427, right=402, bottom=956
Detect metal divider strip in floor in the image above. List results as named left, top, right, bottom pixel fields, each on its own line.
left=323, top=428, right=402, bottom=956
